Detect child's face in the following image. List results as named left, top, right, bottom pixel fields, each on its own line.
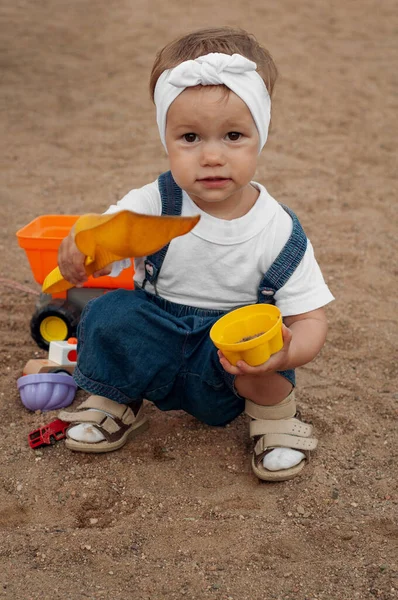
left=165, top=86, right=260, bottom=217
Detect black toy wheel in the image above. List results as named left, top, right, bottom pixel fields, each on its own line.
left=30, top=299, right=81, bottom=350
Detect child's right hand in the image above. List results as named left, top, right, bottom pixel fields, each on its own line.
left=58, top=227, right=113, bottom=287
left=58, top=228, right=88, bottom=287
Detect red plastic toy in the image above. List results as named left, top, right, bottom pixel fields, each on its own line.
left=28, top=419, right=70, bottom=449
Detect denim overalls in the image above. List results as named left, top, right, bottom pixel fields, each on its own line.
left=74, top=171, right=307, bottom=426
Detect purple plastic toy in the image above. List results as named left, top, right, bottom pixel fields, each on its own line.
left=17, top=373, right=77, bottom=411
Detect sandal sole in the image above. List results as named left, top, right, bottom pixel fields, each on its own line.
left=251, top=455, right=306, bottom=482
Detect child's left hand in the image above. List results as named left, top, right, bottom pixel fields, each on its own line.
left=218, top=323, right=293, bottom=376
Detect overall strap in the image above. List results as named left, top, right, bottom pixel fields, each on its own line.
left=258, top=204, right=307, bottom=304
left=143, top=171, right=183, bottom=289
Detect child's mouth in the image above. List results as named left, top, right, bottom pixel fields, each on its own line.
left=198, top=177, right=231, bottom=188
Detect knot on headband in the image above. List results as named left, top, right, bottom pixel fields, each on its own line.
left=168, top=53, right=257, bottom=87
left=154, top=52, right=271, bottom=153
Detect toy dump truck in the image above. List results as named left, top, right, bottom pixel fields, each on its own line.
left=16, top=215, right=135, bottom=350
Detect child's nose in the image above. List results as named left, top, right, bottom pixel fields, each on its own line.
left=200, top=141, right=225, bottom=167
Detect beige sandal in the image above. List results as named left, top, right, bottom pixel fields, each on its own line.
left=245, top=391, right=318, bottom=482
left=59, top=395, right=148, bottom=453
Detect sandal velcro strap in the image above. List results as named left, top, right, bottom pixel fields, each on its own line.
left=58, top=395, right=137, bottom=433
left=59, top=410, right=130, bottom=435
left=254, top=432, right=318, bottom=454
left=250, top=417, right=313, bottom=439
left=245, top=392, right=296, bottom=420
left=75, top=395, right=131, bottom=419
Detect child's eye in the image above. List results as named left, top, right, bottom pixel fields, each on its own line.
left=183, top=133, right=199, bottom=143
left=226, top=132, right=241, bottom=141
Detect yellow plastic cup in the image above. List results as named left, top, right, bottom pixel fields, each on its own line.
left=210, top=304, right=283, bottom=367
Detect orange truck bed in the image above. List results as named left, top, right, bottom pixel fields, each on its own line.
left=16, top=215, right=135, bottom=293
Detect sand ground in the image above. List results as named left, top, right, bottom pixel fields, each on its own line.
left=0, top=1, right=397, bottom=599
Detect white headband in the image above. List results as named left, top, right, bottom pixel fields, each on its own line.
left=154, top=52, right=271, bottom=153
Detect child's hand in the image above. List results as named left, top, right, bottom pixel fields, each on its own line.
left=93, top=265, right=113, bottom=278
left=218, top=324, right=293, bottom=376
left=58, top=229, right=88, bottom=287
left=58, top=230, right=113, bottom=286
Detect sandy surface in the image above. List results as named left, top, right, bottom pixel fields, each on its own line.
left=1, top=1, right=397, bottom=599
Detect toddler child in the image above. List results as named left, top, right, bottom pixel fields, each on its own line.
left=58, top=27, right=334, bottom=481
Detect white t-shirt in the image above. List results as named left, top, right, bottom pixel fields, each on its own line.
left=105, top=179, right=334, bottom=315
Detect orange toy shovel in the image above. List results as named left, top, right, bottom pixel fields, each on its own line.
left=42, top=210, right=200, bottom=294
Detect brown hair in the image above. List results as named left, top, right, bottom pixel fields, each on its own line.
left=149, top=27, right=278, bottom=101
